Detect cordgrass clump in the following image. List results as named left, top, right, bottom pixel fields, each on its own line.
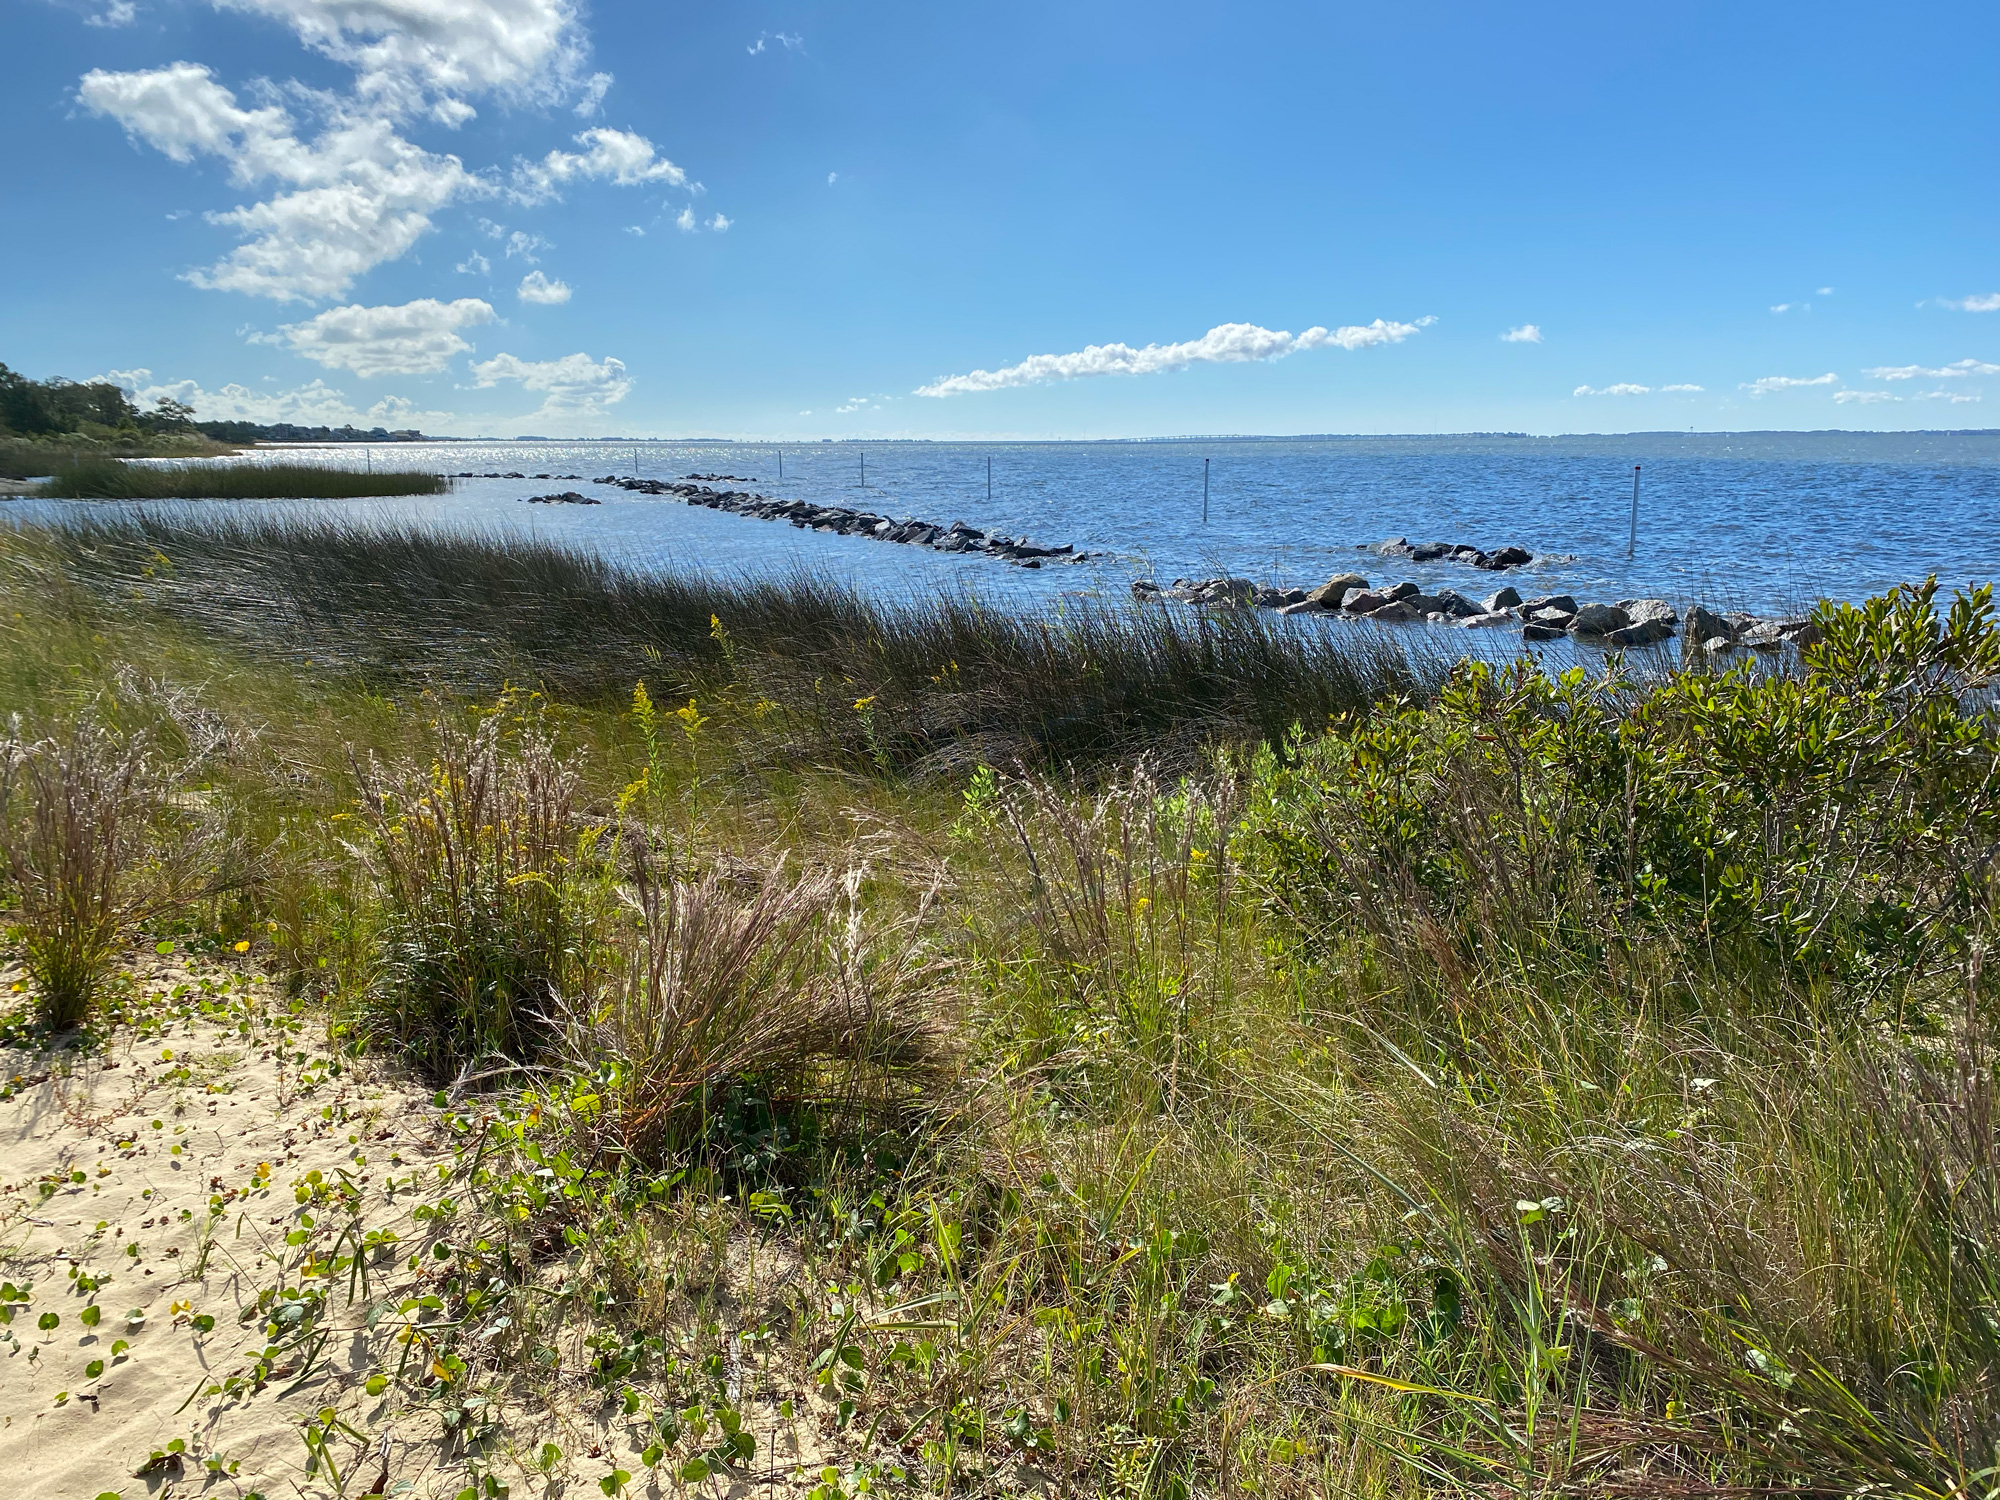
left=356, top=708, right=593, bottom=1079
left=567, top=851, right=944, bottom=1172
left=39, top=458, right=447, bottom=500
left=0, top=715, right=226, bottom=1028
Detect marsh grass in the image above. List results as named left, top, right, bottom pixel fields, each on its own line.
left=39, top=458, right=447, bottom=499
left=0, top=714, right=229, bottom=1027
left=5, top=506, right=2000, bottom=1497
left=565, top=848, right=947, bottom=1174
left=355, top=706, right=597, bottom=1080
left=15, top=512, right=1437, bottom=774
left=0, top=433, right=235, bottom=480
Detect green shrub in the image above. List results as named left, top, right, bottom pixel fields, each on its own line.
left=1241, top=578, right=2000, bottom=1022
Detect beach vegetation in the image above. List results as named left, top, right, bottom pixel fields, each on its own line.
left=36, top=458, right=448, bottom=500
left=0, top=515, right=1996, bottom=1495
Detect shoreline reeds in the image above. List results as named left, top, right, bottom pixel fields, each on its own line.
left=36, top=458, right=447, bottom=500
left=6, top=511, right=1442, bottom=772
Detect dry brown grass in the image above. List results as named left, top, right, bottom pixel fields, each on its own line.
left=565, top=844, right=948, bottom=1171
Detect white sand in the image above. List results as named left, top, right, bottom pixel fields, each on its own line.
left=0, top=950, right=858, bottom=1499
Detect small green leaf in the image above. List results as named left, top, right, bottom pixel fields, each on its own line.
left=85, top=1359, right=104, bottom=1378
left=37, top=1311, right=59, bottom=1331
left=154, top=941, right=175, bottom=956
left=366, top=1373, right=388, bottom=1396
left=80, top=1305, right=101, bottom=1327
left=677, top=1458, right=710, bottom=1482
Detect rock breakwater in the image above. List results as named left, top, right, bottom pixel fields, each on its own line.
left=1134, top=571, right=1822, bottom=653
left=589, top=475, right=1096, bottom=567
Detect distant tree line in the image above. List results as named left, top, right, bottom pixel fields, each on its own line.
left=0, top=361, right=428, bottom=444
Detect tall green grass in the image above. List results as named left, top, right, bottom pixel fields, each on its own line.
left=38, top=458, right=447, bottom=499
left=0, top=433, right=236, bottom=480
left=8, top=507, right=1993, bottom=1496
left=11, top=511, right=1439, bottom=772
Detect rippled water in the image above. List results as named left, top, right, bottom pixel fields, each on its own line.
left=9, top=431, right=1999, bottom=616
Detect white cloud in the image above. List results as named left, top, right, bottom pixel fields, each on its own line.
left=1500, top=324, right=1542, bottom=344
left=469, top=350, right=630, bottom=414
left=517, top=270, right=571, bottom=304
left=572, top=71, right=611, bottom=117
left=1770, top=303, right=1797, bottom=314
left=915, top=317, right=1432, bottom=397
left=1573, top=383, right=1651, bottom=396
left=1864, top=358, right=2000, bottom=381
left=675, top=205, right=696, bottom=233
left=95, top=365, right=447, bottom=427
left=514, top=127, right=688, bottom=203
left=747, top=31, right=804, bottom=54
left=80, top=62, right=482, bottom=302
left=262, top=296, right=494, bottom=377
left=75, top=5, right=694, bottom=306
left=827, top=171, right=838, bottom=186
left=1659, top=383, right=1705, bottom=393
left=1743, top=373, right=1839, bottom=396
left=455, top=251, right=489, bottom=275
left=85, top=0, right=138, bottom=27
left=475, top=221, right=548, bottom=261
left=1944, top=294, right=2000, bottom=312
left=708, top=213, right=731, bottom=232
left=1817, top=287, right=1835, bottom=297
left=210, top=0, right=592, bottom=120
left=1915, top=388, right=1982, bottom=403
left=623, top=224, right=644, bottom=236
left=1834, top=390, right=1896, bottom=404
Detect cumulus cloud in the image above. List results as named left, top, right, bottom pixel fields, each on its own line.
left=1864, top=358, right=2000, bottom=381
left=210, top=0, right=592, bottom=120
left=1915, top=389, right=1982, bottom=403
left=469, top=350, right=630, bottom=415
left=514, top=127, right=688, bottom=202
left=1573, top=383, right=1652, bottom=396
left=94, top=365, right=447, bottom=427
left=75, top=3, right=695, bottom=305
left=915, top=317, right=1432, bottom=398
left=1943, top=294, right=2000, bottom=312
left=80, top=61, right=481, bottom=302
left=1500, top=325, right=1542, bottom=343
left=1834, top=390, right=1897, bottom=405
left=517, top=270, right=571, bottom=304
left=1817, top=287, right=1835, bottom=297
left=1742, top=373, right=1839, bottom=396
left=827, top=171, right=838, bottom=186
left=455, top=251, right=489, bottom=275
left=708, top=213, right=731, bottom=232
left=1770, top=303, right=1799, bottom=315
left=1660, top=383, right=1705, bottom=393
left=572, top=71, right=612, bottom=117
left=675, top=205, right=696, bottom=233
left=262, top=296, right=494, bottom=377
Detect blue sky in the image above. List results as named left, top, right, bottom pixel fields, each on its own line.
left=3, top=0, right=1996, bottom=437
